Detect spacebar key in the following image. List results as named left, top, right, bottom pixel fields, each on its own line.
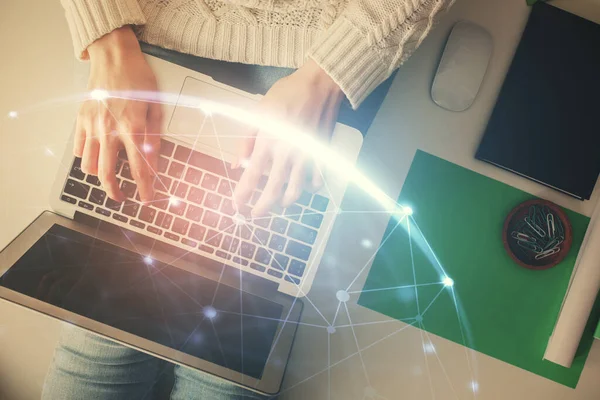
left=285, top=240, right=312, bottom=261
left=188, top=150, right=242, bottom=181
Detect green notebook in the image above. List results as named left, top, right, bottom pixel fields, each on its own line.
left=358, top=151, right=597, bottom=388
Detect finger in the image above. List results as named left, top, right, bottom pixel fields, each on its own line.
left=253, top=154, right=290, bottom=216
left=98, top=137, right=124, bottom=202
left=145, top=102, right=163, bottom=175
left=233, top=141, right=269, bottom=206
left=282, top=157, right=307, bottom=207
left=73, top=116, right=86, bottom=157
left=81, top=132, right=100, bottom=175
left=232, top=129, right=258, bottom=169
left=311, top=112, right=336, bottom=191
left=123, top=122, right=154, bottom=202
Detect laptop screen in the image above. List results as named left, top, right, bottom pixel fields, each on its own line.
left=0, top=224, right=283, bottom=379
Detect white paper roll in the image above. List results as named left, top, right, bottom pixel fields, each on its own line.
left=544, top=201, right=600, bottom=368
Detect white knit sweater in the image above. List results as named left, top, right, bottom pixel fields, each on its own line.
left=61, top=0, right=454, bottom=108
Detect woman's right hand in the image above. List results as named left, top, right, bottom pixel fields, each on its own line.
left=76, top=26, right=162, bottom=203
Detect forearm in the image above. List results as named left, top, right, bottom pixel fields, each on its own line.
left=309, top=0, right=455, bottom=109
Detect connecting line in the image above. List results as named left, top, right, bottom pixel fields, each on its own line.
left=421, top=327, right=461, bottom=400
left=408, top=216, right=450, bottom=278
left=328, top=329, right=332, bottom=400
left=347, top=282, right=443, bottom=295
left=450, top=288, right=478, bottom=400
left=344, top=302, right=372, bottom=387
left=346, top=214, right=407, bottom=292
left=407, top=216, right=421, bottom=315
left=420, top=286, right=446, bottom=318
left=312, top=157, right=339, bottom=211
left=331, top=301, right=342, bottom=326
left=210, top=318, right=229, bottom=369
left=334, top=317, right=416, bottom=329
left=212, top=309, right=328, bottom=329
left=419, top=324, right=436, bottom=400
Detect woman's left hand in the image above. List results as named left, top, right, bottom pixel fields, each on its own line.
left=233, top=58, right=344, bottom=216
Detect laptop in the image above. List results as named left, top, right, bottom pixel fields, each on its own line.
left=0, top=55, right=363, bottom=395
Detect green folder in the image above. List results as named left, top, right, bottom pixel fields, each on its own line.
left=358, top=151, right=598, bottom=387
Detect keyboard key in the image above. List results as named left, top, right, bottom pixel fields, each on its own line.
left=311, top=195, right=329, bottom=212
left=201, top=174, right=219, bottom=191
left=236, top=225, right=253, bottom=240
left=221, top=236, right=240, bottom=252
left=272, top=254, right=289, bottom=271
left=187, top=187, right=205, bottom=205
left=139, top=206, right=156, bottom=223
left=233, top=257, right=249, bottom=267
left=130, top=220, right=145, bottom=229
left=86, top=175, right=101, bottom=186
left=188, top=224, right=206, bottom=241
left=64, top=179, right=90, bottom=199
left=270, top=217, right=288, bottom=234
left=164, top=232, right=180, bottom=241
left=122, top=200, right=140, bottom=217
left=205, top=230, right=223, bottom=247
left=199, top=244, right=215, bottom=254
left=174, top=145, right=191, bottom=162
left=155, top=211, right=173, bottom=229
left=147, top=226, right=162, bottom=235
left=301, top=211, right=324, bottom=229
left=285, top=275, right=300, bottom=284
left=284, top=205, right=302, bottom=221
left=112, top=214, right=128, bottom=223
left=69, top=158, right=85, bottom=180
left=240, top=242, right=256, bottom=259
left=289, top=259, right=306, bottom=277
left=216, top=251, right=231, bottom=260
left=157, top=157, right=169, bottom=173
left=288, top=223, right=318, bottom=245
left=153, top=192, right=170, bottom=210
left=160, top=139, right=175, bottom=157
left=168, top=162, right=185, bottom=179
left=254, top=215, right=271, bottom=228
left=218, top=180, right=235, bottom=196
left=106, top=197, right=122, bottom=211
left=182, top=238, right=197, bottom=247
left=187, top=150, right=240, bottom=180
left=250, top=263, right=266, bottom=272
left=170, top=181, right=189, bottom=198
left=185, top=204, right=203, bottom=222
left=252, top=228, right=270, bottom=245
left=169, top=199, right=187, bottom=216
left=120, top=180, right=137, bottom=198
left=219, top=216, right=235, bottom=234
left=202, top=210, right=220, bottom=228
left=154, top=175, right=172, bottom=192
left=285, top=241, right=311, bottom=261
left=172, top=218, right=189, bottom=235
left=61, top=194, right=77, bottom=205
left=118, top=149, right=128, bottom=160
left=221, top=199, right=236, bottom=215
left=121, top=163, right=133, bottom=180
left=267, top=269, right=283, bottom=279
left=204, top=192, right=222, bottom=210
left=95, top=207, right=110, bottom=217
left=78, top=201, right=93, bottom=210
left=89, top=188, right=106, bottom=205
left=255, top=248, right=272, bottom=265
left=184, top=168, right=202, bottom=185
left=269, top=234, right=287, bottom=252
left=296, top=191, right=312, bottom=206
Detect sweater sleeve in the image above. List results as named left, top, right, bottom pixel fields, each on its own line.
left=60, top=0, right=146, bottom=60
left=308, top=0, right=454, bottom=109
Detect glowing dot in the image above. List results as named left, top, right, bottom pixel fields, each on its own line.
left=8, top=111, right=18, bottom=119
left=90, top=89, right=109, bottom=101
left=203, top=306, right=217, bottom=319
left=470, top=381, right=479, bottom=393
left=336, top=290, right=349, bottom=303
left=239, top=159, right=250, bottom=169
left=415, top=314, right=423, bottom=323
left=442, top=276, right=454, bottom=287
left=403, top=206, right=413, bottom=215
left=361, top=238, right=373, bottom=249
left=142, top=143, right=153, bottom=153
left=233, top=213, right=246, bottom=226
left=169, top=197, right=180, bottom=206
left=44, top=147, right=54, bottom=156
left=143, top=256, right=153, bottom=265
left=423, top=342, right=436, bottom=354
left=326, top=326, right=336, bottom=334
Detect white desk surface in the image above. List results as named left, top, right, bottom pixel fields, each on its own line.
left=2, top=0, right=600, bottom=399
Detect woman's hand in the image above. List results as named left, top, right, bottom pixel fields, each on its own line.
left=233, top=58, right=344, bottom=216
left=76, top=26, right=162, bottom=203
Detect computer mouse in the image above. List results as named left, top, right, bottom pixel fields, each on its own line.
left=431, top=21, right=493, bottom=112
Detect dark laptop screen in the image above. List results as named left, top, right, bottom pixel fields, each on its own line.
left=0, top=224, right=283, bottom=379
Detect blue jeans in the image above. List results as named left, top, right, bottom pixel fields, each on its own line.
left=41, top=327, right=267, bottom=400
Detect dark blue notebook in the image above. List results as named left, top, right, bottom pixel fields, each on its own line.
left=476, top=2, right=600, bottom=200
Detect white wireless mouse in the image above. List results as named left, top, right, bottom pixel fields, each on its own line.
left=431, top=21, right=493, bottom=112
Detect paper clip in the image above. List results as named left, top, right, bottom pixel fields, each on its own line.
left=525, top=217, right=546, bottom=238
left=517, top=240, right=543, bottom=254
left=535, top=246, right=560, bottom=260
left=511, top=231, right=536, bottom=243
left=546, top=213, right=556, bottom=239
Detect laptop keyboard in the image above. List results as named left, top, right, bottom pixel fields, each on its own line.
left=60, top=139, right=330, bottom=286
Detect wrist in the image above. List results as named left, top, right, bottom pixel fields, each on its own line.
left=301, top=58, right=343, bottom=98
left=88, top=26, right=141, bottom=63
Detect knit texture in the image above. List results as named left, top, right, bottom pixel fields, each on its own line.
left=61, top=0, right=454, bottom=108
